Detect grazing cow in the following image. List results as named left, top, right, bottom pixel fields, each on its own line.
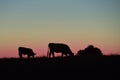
left=47, top=43, right=74, bottom=58
left=77, top=45, right=102, bottom=56
left=18, top=47, right=36, bottom=58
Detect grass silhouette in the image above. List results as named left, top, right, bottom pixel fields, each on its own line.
left=0, top=55, right=120, bottom=79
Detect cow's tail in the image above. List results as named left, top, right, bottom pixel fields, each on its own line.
left=18, top=47, right=22, bottom=58
left=47, top=47, right=50, bottom=57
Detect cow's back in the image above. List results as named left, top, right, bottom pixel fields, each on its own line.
left=18, top=47, right=34, bottom=55
left=48, top=43, right=72, bottom=53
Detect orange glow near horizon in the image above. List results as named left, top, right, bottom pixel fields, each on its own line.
left=0, top=41, right=119, bottom=58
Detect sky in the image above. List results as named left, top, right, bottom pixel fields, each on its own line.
left=0, top=0, right=120, bottom=58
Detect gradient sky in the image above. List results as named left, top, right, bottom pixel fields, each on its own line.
left=0, top=0, right=120, bottom=58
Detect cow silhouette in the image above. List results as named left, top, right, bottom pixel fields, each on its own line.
left=77, top=45, right=102, bottom=56
left=47, top=43, right=74, bottom=58
left=18, top=47, right=36, bottom=58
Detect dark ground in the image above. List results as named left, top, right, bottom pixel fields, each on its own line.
left=0, top=55, right=120, bottom=80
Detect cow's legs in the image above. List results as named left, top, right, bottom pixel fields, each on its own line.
left=52, top=52, right=55, bottom=58
left=61, top=53, right=67, bottom=57
left=49, top=52, right=52, bottom=58
left=62, top=53, right=64, bottom=57
left=32, top=55, right=34, bottom=58
left=28, top=55, right=30, bottom=58
left=19, top=52, right=22, bottom=58
left=65, top=53, right=68, bottom=57
left=49, top=51, right=55, bottom=58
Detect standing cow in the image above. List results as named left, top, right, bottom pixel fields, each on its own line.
left=47, top=43, right=74, bottom=58
left=18, top=47, right=36, bottom=58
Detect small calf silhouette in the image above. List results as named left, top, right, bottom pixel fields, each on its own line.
left=18, top=47, right=36, bottom=58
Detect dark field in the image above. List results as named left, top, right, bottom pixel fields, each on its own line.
left=0, top=55, right=120, bottom=79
